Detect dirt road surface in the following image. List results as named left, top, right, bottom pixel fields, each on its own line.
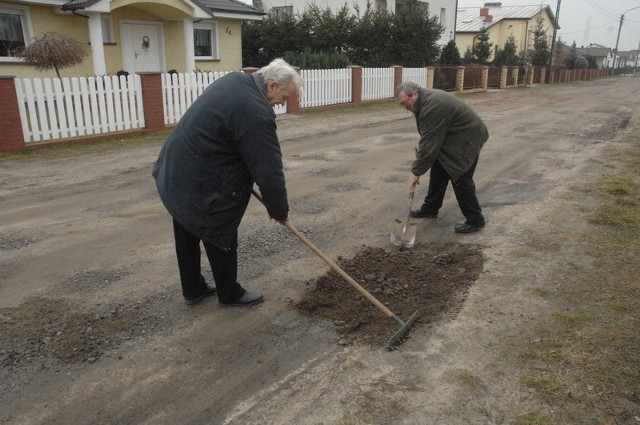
left=2, top=76, right=639, bottom=424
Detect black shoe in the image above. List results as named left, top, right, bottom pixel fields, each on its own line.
left=410, top=209, right=438, bottom=218
left=454, top=222, right=485, bottom=234
left=219, top=291, right=264, bottom=307
left=184, top=283, right=217, bottom=305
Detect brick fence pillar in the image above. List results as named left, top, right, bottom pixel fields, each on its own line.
left=392, top=65, right=403, bottom=91
left=528, top=66, right=534, bottom=85
left=349, top=65, right=362, bottom=105
left=456, top=66, right=465, bottom=93
left=426, top=66, right=434, bottom=88
left=540, top=67, right=547, bottom=84
left=512, top=67, right=519, bottom=85
left=482, top=66, right=489, bottom=90
left=500, top=66, right=508, bottom=88
left=139, top=73, right=165, bottom=132
left=0, top=76, right=26, bottom=153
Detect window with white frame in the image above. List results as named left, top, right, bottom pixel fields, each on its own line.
left=0, top=4, right=32, bottom=58
left=101, top=15, right=114, bottom=43
left=271, top=6, right=293, bottom=17
left=193, top=21, right=218, bottom=59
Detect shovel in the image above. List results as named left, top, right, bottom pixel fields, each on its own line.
left=390, top=183, right=418, bottom=248
left=252, top=188, right=418, bottom=349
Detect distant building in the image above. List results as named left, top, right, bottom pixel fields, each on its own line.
left=576, top=44, right=613, bottom=68
left=455, top=2, right=558, bottom=63
left=614, top=50, right=639, bottom=68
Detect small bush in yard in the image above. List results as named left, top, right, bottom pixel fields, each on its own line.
left=18, top=32, right=90, bottom=79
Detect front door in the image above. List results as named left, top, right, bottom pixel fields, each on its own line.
left=121, top=21, right=164, bottom=74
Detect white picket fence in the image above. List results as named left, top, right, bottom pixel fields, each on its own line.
left=362, top=67, right=395, bottom=101
left=299, top=68, right=352, bottom=108
left=403, top=67, right=429, bottom=86
left=15, top=75, right=144, bottom=143
left=162, top=71, right=233, bottom=125
left=15, top=67, right=415, bottom=145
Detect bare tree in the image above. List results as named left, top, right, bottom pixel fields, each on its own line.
left=18, top=32, right=90, bottom=79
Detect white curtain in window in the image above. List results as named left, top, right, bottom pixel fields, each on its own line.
left=0, top=12, right=23, bottom=41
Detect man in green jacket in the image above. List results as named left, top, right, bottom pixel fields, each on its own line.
left=395, top=82, right=489, bottom=233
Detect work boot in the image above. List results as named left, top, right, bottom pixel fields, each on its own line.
left=219, top=291, right=264, bottom=307
left=454, top=222, right=485, bottom=234
left=410, top=208, right=438, bottom=218
left=184, top=276, right=217, bottom=305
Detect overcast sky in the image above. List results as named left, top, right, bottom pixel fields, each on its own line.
left=457, top=0, right=640, bottom=51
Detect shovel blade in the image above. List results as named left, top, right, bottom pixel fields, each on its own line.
left=390, top=219, right=417, bottom=248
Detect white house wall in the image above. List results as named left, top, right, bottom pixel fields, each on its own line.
left=427, top=0, right=455, bottom=45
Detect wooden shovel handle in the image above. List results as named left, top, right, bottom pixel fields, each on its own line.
left=404, top=182, right=417, bottom=227
left=251, top=188, right=395, bottom=318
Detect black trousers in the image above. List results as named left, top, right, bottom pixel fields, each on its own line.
left=420, top=158, right=485, bottom=227
left=172, top=218, right=245, bottom=302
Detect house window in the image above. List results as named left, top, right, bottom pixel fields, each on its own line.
left=101, top=16, right=114, bottom=43
left=0, top=4, right=32, bottom=58
left=271, top=6, right=293, bottom=17
left=440, top=7, right=446, bottom=25
left=194, top=21, right=218, bottom=59
left=374, top=0, right=386, bottom=13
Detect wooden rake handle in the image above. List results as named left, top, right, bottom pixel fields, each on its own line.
left=251, top=188, right=395, bottom=318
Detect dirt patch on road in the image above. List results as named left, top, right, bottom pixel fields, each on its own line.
left=0, top=297, right=164, bottom=367
left=295, top=242, right=484, bottom=348
left=1, top=242, right=483, bottom=369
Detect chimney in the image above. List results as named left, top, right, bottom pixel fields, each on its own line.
left=480, top=7, right=488, bottom=17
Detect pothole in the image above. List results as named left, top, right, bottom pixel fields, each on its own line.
left=293, top=243, right=484, bottom=347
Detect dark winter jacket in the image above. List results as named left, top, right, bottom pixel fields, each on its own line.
left=152, top=72, right=288, bottom=251
left=412, top=88, right=489, bottom=180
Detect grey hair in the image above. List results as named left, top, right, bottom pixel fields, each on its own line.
left=394, top=81, right=421, bottom=98
left=256, top=58, right=302, bottom=93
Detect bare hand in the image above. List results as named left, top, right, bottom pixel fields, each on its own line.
left=408, top=174, right=420, bottom=188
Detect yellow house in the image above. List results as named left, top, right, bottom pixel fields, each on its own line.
left=0, top=0, right=265, bottom=78
left=455, top=2, right=558, bottom=63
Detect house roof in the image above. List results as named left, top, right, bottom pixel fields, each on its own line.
left=576, top=47, right=611, bottom=58
left=61, top=0, right=101, bottom=11
left=456, top=4, right=558, bottom=33
left=198, top=0, right=264, bottom=15
left=61, top=0, right=264, bottom=16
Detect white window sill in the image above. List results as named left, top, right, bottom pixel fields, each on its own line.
left=0, top=57, right=26, bottom=63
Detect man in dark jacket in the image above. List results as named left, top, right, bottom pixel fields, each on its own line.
left=153, top=58, right=301, bottom=306
left=395, top=82, right=489, bottom=234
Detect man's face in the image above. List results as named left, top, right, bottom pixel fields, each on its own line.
left=267, top=81, right=297, bottom=107
left=397, top=90, right=418, bottom=112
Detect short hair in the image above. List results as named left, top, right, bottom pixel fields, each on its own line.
left=394, top=81, right=421, bottom=98
left=256, top=58, right=302, bottom=93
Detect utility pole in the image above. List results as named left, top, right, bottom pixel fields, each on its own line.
left=635, top=36, right=640, bottom=73
left=614, top=13, right=624, bottom=68
left=549, top=0, right=561, bottom=70
left=614, top=6, right=640, bottom=69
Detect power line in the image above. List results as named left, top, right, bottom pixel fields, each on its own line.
left=559, top=21, right=618, bottom=35
left=583, top=0, right=620, bottom=20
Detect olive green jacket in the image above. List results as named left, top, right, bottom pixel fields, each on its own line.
left=412, top=88, right=489, bottom=180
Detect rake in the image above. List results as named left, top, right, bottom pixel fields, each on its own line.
left=252, top=188, right=418, bottom=348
